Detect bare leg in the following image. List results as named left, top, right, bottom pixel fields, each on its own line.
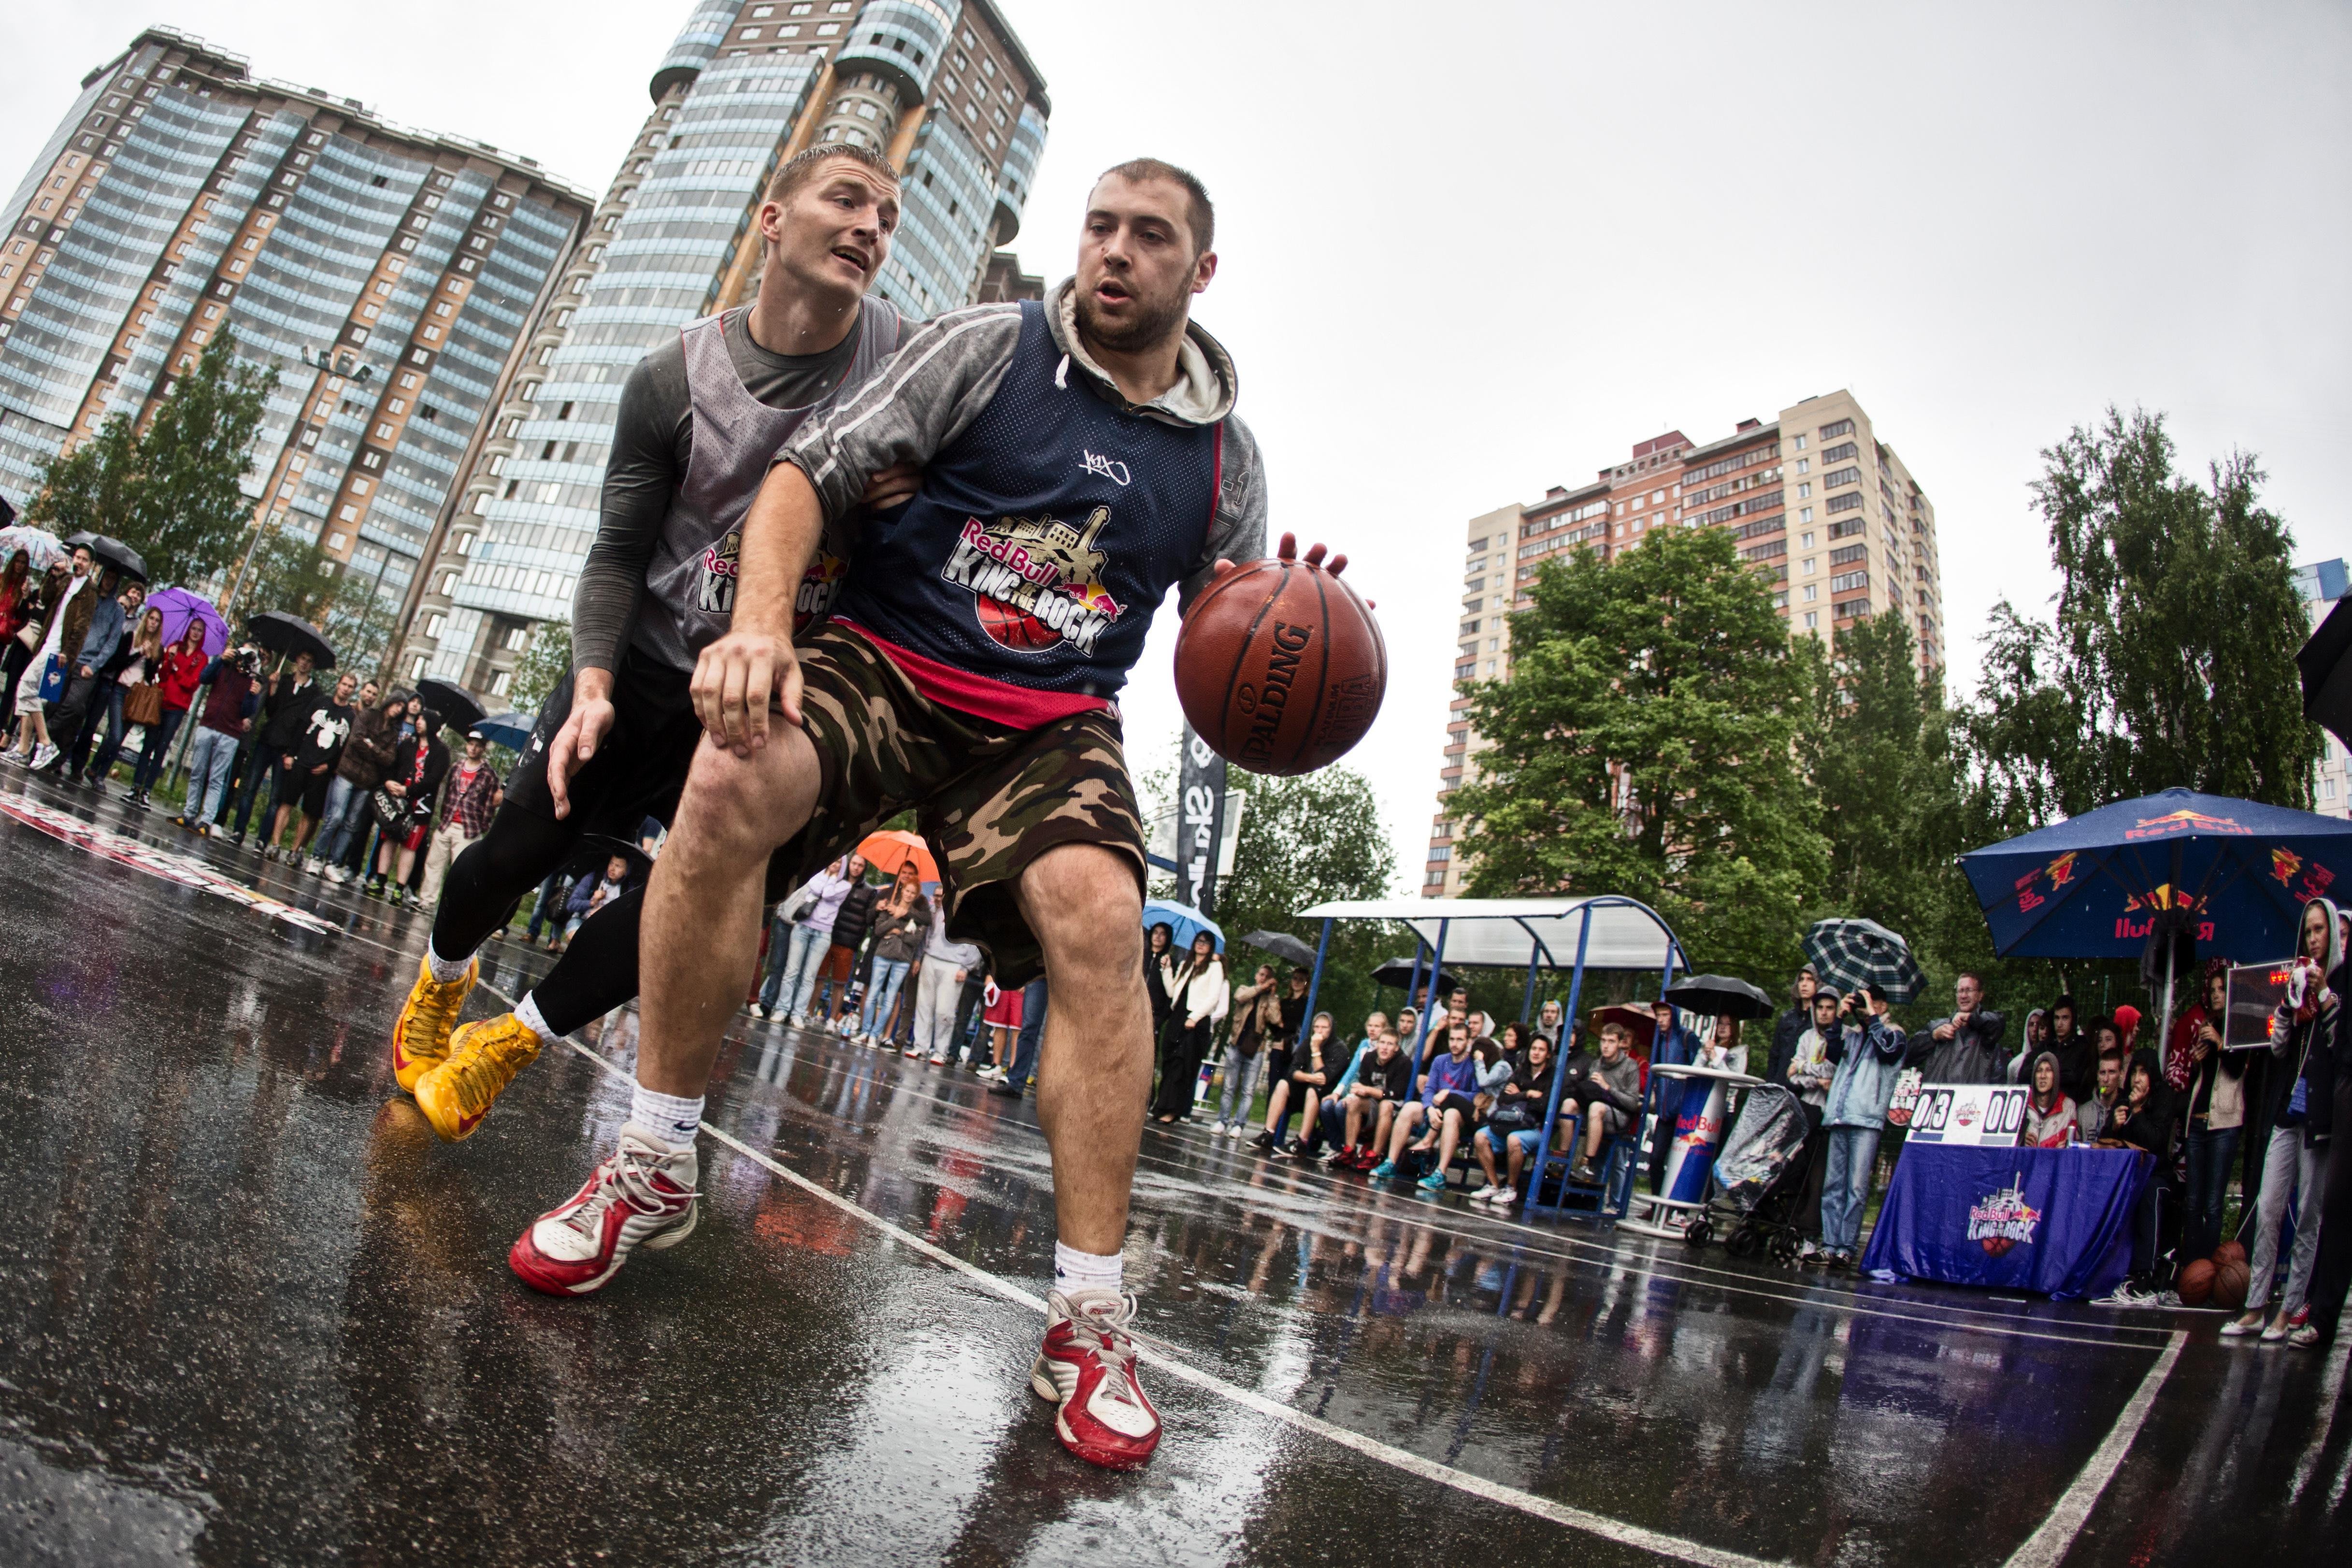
left=1475, top=1129, right=1500, bottom=1187
left=295, top=812, right=321, bottom=853
left=1388, top=1102, right=1427, bottom=1162
left=1584, top=1107, right=1609, bottom=1162
left=1262, top=1079, right=1290, bottom=1134
left=1375, top=1100, right=1397, bottom=1151
left=1435, top=1106, right=1465, bottom=1170
left=1506, top=1136, right=1529, bottom=1189
left=1345, top=1096, right=1368, bottom=1147
left=1016, top=843, right=1148, bottom=1257
left=638, top=732, right=820, bottom=1097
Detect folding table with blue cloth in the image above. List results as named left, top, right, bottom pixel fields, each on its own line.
left=1862, top=1145, right=2153, bottom=1300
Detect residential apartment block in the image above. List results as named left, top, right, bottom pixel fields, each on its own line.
left=2297, top=557, right=2351, bottom=819
left=0, top=27, right=592, bottom=633
left=394, top=0, right=1050, bottom=699
left=1425, top=390, right=1945, bottom=894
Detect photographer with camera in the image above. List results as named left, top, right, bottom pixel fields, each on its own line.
left=172, top=644, right=263, bottom=839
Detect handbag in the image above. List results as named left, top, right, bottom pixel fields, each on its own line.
left=13, top=622, right=37, bottom=653
left=123, top=680, right=164, bottom=727
left=36, top=653, right=65, bottom=704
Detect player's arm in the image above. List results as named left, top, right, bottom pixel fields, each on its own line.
left=548, top=355, right=681, bottom=816
left=693, top=464, right=826, bottom=753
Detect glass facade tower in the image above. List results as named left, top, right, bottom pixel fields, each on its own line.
left=396, top=0, right=1050, bottom=701
left=0, top=28, right=592, bottom=634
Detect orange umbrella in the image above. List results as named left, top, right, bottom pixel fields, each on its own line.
left=857, top=829, right=938, bottom=884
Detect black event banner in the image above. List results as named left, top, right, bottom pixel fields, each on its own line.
left=1178, top=723, right=1228, bottom=917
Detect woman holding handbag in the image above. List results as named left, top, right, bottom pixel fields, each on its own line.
left=11, top=558, right=86, bottom=770
left=80, top=605, right=163, bottom=787
left=124, top=621, right=210, bottom=808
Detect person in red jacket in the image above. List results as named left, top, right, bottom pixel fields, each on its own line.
left=123, top=622, right=208, bottom=809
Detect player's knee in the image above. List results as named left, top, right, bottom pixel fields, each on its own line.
left=1021, top=844, right=1141, bottom=967
left=674, top=740, right=801, bottom=857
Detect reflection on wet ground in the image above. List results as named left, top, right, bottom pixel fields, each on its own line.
left=0, top=772, right=2344, bottom=1566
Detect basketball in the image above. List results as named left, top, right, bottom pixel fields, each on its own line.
left=975, top=593, right=1058, bottom=651
left=2213, top=1239, right=2247, bottom=1268
left=1174, top=544, right=1386, bottom=776
left=2211, top=1259, right=2251, bottom=1312
left=2177, top=1257, right=2216, bottom=1307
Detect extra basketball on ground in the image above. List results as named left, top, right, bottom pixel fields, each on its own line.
left=1175, top=538, right=1386, bottom=776
left=2177, top=1257, right=2216, bottom=1307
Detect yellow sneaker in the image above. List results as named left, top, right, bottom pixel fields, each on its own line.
left=414, top=1014, right=543, bottom=1142
left=391, top=953, right=477, bottom=1093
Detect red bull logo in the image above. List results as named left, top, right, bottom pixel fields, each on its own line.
left=942, top=510, right=1125, bottom=654
left=2123, top=808, right=2250, bottom=841
left=792, top=549, right=849, bottom=633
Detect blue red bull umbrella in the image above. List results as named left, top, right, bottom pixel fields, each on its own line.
left=1959, top=787, right=2352, bottom=961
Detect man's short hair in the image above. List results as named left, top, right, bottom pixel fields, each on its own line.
left=765, top=142, right=899, bottom=207
left=1599, top=1020, right=1630, bottom=1041
left=1956, top=970, right=1986, bottom=992
left=1097, top=158, right=1214, bottom=255
left=2053, top=993, right=2076, bottom=1014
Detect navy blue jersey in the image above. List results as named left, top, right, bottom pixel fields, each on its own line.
left=831, top=301, right=1223, bottom=698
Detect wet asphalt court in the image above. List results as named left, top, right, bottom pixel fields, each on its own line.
left=0, top=774, right=2342, bottom=1568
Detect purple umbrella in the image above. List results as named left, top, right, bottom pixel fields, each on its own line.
left=146, top=587, right=229, bottom=657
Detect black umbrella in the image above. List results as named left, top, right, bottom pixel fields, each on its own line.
left=1371, top=956, right=1460, bottom=999
left=64, top=531, right=148, bottom=583
left=245, top=610, right=336, bottom=669
left=1664, top=974, right=1775, bottom=1020
left=416, top=677, right=486, bottom=732
left=1238, top=929, right=1318, bottom=968
left=2299, top=596, right=2352, bottom=750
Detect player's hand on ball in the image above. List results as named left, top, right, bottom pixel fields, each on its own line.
left=1212, top=533, right=1370, bottom=606
left=691, top=629, right=803, bottom=757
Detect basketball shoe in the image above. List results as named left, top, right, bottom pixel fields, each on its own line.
left=391, top=953, right=476, bottom=1093
left=508, top=1130, right=698, bottom=1295
left=414, top=1014, right=542, bottom=1141
left=1031, top=1289, right=1162, bottom=1469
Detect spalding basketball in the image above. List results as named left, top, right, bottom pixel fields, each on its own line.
left=1175, top=553, right=1385, bottom=775
left=2211, top=1259, right=2251, bottom=1312
left=2177, top=1257, right=2216, bottom=1307
left=2213, top=1239, right=2247, bottom=1268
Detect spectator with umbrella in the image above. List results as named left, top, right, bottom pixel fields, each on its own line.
left=1820, top=983, right=1910, bottom=1268
left=172, top=644, right=262, bottom=835
left=1768, top=967, right=1821, bottom=1092
left=122, top=619, right=211, bottom=809
left=10, top=544, right=92, bottom=770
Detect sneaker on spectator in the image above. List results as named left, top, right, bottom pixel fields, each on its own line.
left=1226, top=1123, right=1245, bottom=1139
left=1569, top=1161, right=1599, bottom=1185
left=1470, top=1183, right=1501, bottom=1202
left=747, top=1003, right=766, bottom=1020
left=1796, top=1238, right=1820, bottom=1261
left=901, top=1044, right=922, bottom=1058
left=1369, top=1159, right=1397, bottom=1180
left=2219, top=1311, right=2266, bottom=1338
left=2287, top=1325, right=2323, bottom=1350
left=1492, top=1189, right=1520, bottom=1209
left=929, top=1053, right=949, bottom=1065
left=1209, top=1119, right=1228, bottom=1135
left=324, top=865, right=350, bottom=884
left=1415, top=1171, right=1447, bottom=1194
left=1248, top=1129, right=1276, bottom=1152
left=28, top=742, right=57, bottom=771
left=1317, top=1146, right=1343, bottom=1165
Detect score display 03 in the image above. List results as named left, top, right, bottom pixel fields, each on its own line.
left=1906, top=1083, right=2030, bottom=1147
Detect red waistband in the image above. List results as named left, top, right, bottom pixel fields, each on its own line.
left=834, top=619, right=1110, bottom=731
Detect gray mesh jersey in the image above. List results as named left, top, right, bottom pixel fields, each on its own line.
left=629, top=300, right=902, bottom=671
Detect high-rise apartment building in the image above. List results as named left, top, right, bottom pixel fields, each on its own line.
left=2296, top=557, right=2351, bottom=819
left=0, top=28, right=592, bottom=632
left=394, top=0, right=1049, bottom=699
left=1424, top=389, right=1944, bottom=894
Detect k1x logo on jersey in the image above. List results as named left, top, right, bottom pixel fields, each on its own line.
left=1078, top=449, right=1131, bottom=486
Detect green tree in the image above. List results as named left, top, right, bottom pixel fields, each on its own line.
left=1968, top=406, right=2318, bottom=820
left=509, top=618, right=572, bottom=711
left=1210, top=765, right=1398, bottom=1035
left=1451, top=525, right=1827, bottom=982
left=24, top=331, right=276, bottom=588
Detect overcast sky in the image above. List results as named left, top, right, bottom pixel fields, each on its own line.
left=14, top=2, right=2350, bottom=887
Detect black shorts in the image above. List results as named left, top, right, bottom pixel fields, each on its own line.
left=502, top=651, right=700, bottom=839
left=299, top=765, right=332, bottom=819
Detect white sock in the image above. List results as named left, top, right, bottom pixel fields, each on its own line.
left=628, top=1083, right=704, bottom=1151
left=514, top=992, right=559, bottom=1047
left=424, top=940, right=472, bottom=984
left=1052, top=1241, right=1123, bottom=1297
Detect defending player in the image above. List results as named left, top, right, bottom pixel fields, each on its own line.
left=508, top=159, right=1349, bottom=1471
left=387, top=144, right=916, bottom=1139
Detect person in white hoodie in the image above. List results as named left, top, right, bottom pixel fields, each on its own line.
left=1150, top=932, right=1229, bottom=1123
left=912, top=899, right=983, bottom=1065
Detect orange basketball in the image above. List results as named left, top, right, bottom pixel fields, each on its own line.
left=1174, top=553, right=1386, bottom=776
left=2177, top=1257, right=2216, bottom=1307
left=2213, top=1239, right=2247, bottom=1268
left=975, top=593, right=1058, bottom=651
left=2211, top=1259, right=2251, bottom=1312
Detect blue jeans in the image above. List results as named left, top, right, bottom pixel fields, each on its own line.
left=2182, top=1124, right=2241, bottom=1263
left=185, top=725, right=241, bottom=822
left=131, top=706, right=185, bottom=793
left=761, top=920, right=826, bottom=1013
left=1820, top=1124, right=1882, bottom=1255
left=1217, top=1049, right=1265, bottom=1123
left=861, top=957, right=911, bottom=1037
left=1005, top=977, right=1047, bottom=1092
left=316, top=775, right=371, bottom=863
left=84, top=685, right=133, bottom=780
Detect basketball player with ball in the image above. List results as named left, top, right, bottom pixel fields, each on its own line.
left=505, top=158, right=1383, bottom=1470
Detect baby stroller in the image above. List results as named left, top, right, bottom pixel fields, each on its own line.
left=1681, top=1082, right=1814, bottom=1263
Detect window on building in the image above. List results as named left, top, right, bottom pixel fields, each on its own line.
left=491, top=670, right=513, bottom=696
left=426, top=612, right=445, bottom=637
left=1820, top=418, right=1854, bottom=439
left=1804, top=611, right=1819, bottom=629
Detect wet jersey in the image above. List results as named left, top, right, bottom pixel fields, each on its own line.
left=629, top=301, right=901, bottom=672
left=830, top=300, right=1222, bottom=703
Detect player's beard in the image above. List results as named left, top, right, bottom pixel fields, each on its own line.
left=1074, top=277, right=1189, bottom=355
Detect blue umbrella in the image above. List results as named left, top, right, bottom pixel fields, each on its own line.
left=1961, top=787, right=2352, bottom=961
left=474, top=711, right=537, bottom=750
left=1143, top=899, right=1222, bottom=953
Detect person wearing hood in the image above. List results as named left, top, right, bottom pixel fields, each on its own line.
left=1767, top=966, right=1820, bottom=1091
left=2022, top=1052, right=2077, bottom=1148
left=1907, top=972, right=2007, bottom=1084
left=2167, top=960, right=2248, bottom=1264
left=2076, top=1049, right=2125, bottom=1143
left=2223, top=896, right=2338, bottom=1345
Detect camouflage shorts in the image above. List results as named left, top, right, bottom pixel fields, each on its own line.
left=788, top=621, right=1145, bottom=988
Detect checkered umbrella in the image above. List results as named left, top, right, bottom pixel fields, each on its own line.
left=1803, top=918, right=1927, bottom=1006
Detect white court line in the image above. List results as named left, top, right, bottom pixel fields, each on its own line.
left=1999, top=1330, right=2185, bottom=1568
left=553, top=1035, right=1788, bottom=1568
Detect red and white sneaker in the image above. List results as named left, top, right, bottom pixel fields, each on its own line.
left=1031, top=1289, right=1162, bottom=1469
left=508, top=1129, right=699, bottom=1296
